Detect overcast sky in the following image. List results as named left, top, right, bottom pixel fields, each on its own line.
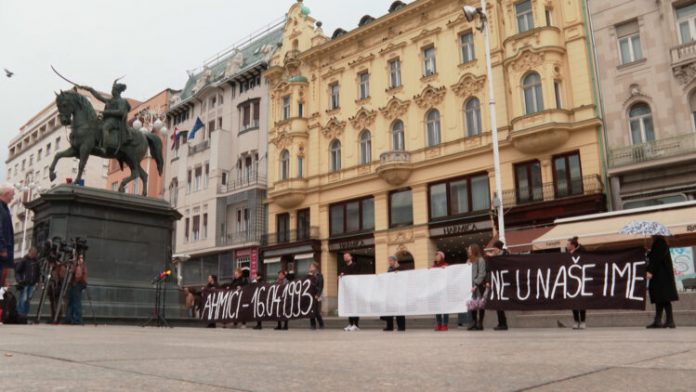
left=0, top=0, right=405, bottom=182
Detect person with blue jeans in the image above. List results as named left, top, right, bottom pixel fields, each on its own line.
left=64, top=255, right=87, bottom=325
left=432, top=251, right=449, bottom=331
left=15, top=247, right=40, bottom=317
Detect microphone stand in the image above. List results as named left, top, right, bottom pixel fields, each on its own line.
left=141, top=273, right=172, bottom=328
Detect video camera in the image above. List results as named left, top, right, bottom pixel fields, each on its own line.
left=40, top=236, right=89, bottom=262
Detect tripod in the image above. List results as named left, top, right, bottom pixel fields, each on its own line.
left=141, top=276, right=172, bottom=328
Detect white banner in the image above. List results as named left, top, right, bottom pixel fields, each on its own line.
left=338, top=264, right=473, bottom=317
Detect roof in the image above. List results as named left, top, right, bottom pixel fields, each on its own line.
left=173, top=26, right=284, bottom=107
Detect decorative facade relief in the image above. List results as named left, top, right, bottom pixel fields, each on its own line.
left=510, top=49, right=546, bottom=73
left=451, top=73, right=487, bottom=97
left=379, top=97, right=411, bottom=120
left=413, top=85, right=447, bottom=109
left=348, top=107, right=377, bottom=129
left=321, top=117, right=347, bottom=139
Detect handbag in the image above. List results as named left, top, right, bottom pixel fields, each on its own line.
left=467, top=285, right=489, bottom=311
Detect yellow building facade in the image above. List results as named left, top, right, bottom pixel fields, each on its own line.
left=262, top=0, right=606, bottom=312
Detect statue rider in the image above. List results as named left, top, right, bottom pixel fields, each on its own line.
left=80, top=80, right=131, bottom=154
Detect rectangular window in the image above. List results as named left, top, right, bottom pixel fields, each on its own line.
left=545, top=9, right=552, bottom=26
left=38, top=149, right=42, bottom=160
left=244, top=208, right=250, bottom=233
left=297, top=208, right=310, bottom=241
left=194, top=166, right=202, bottom=192
left=192, top=215, right=200, bottom=241
left=677, top=3, right=696, bottom=43
left=56, top=137, right=61, bottom=149
left=297, top=156, right=304, bottom=178
left=277, top=213, right=290, bottom=243
left=184, top=218, right=190, bottom=242
left=46, top=143, right=52, bottom=155
left=516, top=0, right=534, bottom=33
left=204, top=163, right=210, bottom=189
left=616, top=21, right=643, bottom=65
left=330, top=83, right=340, bottom=110
left=554, top=80, right=562, bottom=109
left=459, top=32, right=475, bottom=64
left=217, top=117, right=222, bottom=130
left=298, top=102, right=304, bottom=118
left=358, top=72, right=370, bottom=100
left=553, top=152, right=583, bottom=198
left=514, top=161, right=543, bottom=204
left=423, top=46, right=437, bottom=76
left=390, top=189, right=413, bottom=228
left=428, top=174, right=490, bottom=221
left=111, top=182, right=118, bottom=191
left=283, top=96, right=291, bottom=120
left=253, top=101, right=260, bottom=124
left=329, top=197, right=375, bottom=236
left=187, top=169, right=192, bottom=193
left=203, top=213, right=208, bottom=240
left=389, top=59, right=402, bottom=89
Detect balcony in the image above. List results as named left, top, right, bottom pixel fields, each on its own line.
left=376, top=151, right=412, bottom=186
left=188, top=140, right=210, bottom=156
left=240, top=121, right=259, bottom=133
left=671, top=40, right=696, bottom=66
left=218, top=175, right=266, bottom=194
left=220, top=230, right=261, bottom=246
left=608, top=133, right=696, bottom=169
left=502, top=175, right=604, bottom=208
left=262, top=226, right=320, bottom=247
left=269, top=178, right=309, bottom=209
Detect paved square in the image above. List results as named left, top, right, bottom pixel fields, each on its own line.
left=1, top=325, right=695, bottom=391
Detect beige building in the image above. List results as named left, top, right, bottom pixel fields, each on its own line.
left=588, top=0, right=696, bottom=209
left=164, top=24, right=283, bottom=286
left=5, top=88, right=110, bottom=258
left=263, top=0, right=606, bottom=312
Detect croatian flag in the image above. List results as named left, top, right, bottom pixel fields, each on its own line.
left=188, top=117, right=204, bottom=140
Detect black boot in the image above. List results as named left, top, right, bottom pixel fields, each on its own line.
left=647, top=303, right=664, bottom=328
left=664, top=302, right=676, bottom=329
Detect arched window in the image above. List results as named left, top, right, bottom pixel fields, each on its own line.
left=523, top=72, right=544, bottom=114
left=628, top=103, right=655, bottom=144
left=330, top=139, right=341, bottom=172
left=391, top=120, right=405, bottom=151
left=280, top=150, right=290, bottom=180
left=359, top=130, right=372, bottom=165
left=426, top=109, right=441, bottom=146
left=465, top=98, right=482, bottom=137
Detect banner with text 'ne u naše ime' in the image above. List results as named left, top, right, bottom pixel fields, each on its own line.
left=338, top=264, right=473, bottom=317
left=486, top=248, right=647, bottom=311
left=200, top=278, right=316, bottom=323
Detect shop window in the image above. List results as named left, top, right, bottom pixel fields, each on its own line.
left=390, top=189, right=413, bottom=228
left=515, top=160, right=543, bottom=203
left=553, top=152, right=583, bottom=198
left=428, top=174, right=490, bottom=221
left=330, top=197, right=374, bottom=236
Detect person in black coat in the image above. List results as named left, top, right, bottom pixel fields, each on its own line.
left=230, top=268, right=249, bottom=328
left=308, top=262, right=325, bottom=330
left=646, top=235, right=679, bottom=329
left=567, top=237, right=587, bottom=330
left=0, top=185, right=16, bottom=287
left=486, top=240, right=509, bottom=331
left=204, top=274, right=218, bottom=328
left=252, top=274, right=265, bottom=330
left=381, top=256, right=406, bottom=331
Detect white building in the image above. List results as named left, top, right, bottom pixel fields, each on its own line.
left=5, top=88, right=111, bottom=258
left=165, top=23, right=282, bottom=286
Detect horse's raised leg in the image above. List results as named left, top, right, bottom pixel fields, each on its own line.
left=118, top=160, right=139, bottom=193
left=138, top=164, right=149, bottom=197
left=49, top=147, right=78, bottom=182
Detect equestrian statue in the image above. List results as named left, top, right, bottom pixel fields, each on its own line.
left=49, top=68, right=163, bottom=196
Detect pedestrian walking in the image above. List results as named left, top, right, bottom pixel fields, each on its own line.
left=646, top=235, right=679, bottom=329
left=567, top=237, right=587, bottom=329
left=308, top=262, right=325, bottom=330
left=0, top=184, right=15, bottom=288
left=381, top=256, right=406, bottom=332
left=341, top=252, right=361, bottom=331
left=14, top=247, right=40, bottom=317
left=467, top=244, right=487, bottom=331
left=486, top=240, right=509, bottom=331
left=275, top=270, right=289, bottom=330
left=432, top=251, right=449, bottom=331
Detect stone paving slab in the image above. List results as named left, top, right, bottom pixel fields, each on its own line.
left=1, top=325, right=694, bottom=391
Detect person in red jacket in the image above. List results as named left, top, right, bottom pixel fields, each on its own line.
left=432, top=251, right=449, bottom=331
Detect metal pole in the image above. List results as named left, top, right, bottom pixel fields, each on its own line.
left=480, top=0, right=506, bottom=245
left=20, top=200, right=30, bottom=256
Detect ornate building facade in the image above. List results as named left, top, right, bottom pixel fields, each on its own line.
left=588, top=0, right=696, bottom=209
left=263, top=0, right=606, bottom=311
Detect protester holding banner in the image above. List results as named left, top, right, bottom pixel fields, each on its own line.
left=646, top=235, right=679, bottom=329
left=486, top=240, right=509, bottom=331
left=252, top=274, right=265, bottom=330
left=308, top=262, right=325, bottom=330
left=230, top=268, right=249, bottom=329
left=274, top=270, right=289, bottom=330
left=467, top=244, right=487, bottom=331
left=381, top=256, right=406, bottom=332
left=205, top=275, right=218, bottom=328
left=567, top=237, right=587, bottom=330
left=432, top=251, right=450, bottom=331
left=341, top=252, right=361, bottom=332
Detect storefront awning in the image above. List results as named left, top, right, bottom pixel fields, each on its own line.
left=487, top=226, right=555, bottom=253
left=263, top=257, right=281, bottom=264
left=533, top=201, right=696, bottom=250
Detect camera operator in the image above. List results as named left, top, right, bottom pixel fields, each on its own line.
left=15, top=247, right=40, bottom=318
left=64, top=254, right=88, bottom=325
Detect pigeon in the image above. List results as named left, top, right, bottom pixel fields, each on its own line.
left=4, top=68, right=13, bottom=78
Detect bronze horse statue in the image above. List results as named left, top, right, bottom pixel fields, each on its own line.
left=50, top=90, right=163, bottom=196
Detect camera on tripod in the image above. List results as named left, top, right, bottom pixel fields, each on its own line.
left=41, top=237, right=89, bottom=262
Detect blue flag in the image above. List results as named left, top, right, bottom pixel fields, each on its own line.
left=188, top=117, right=205, bottom=140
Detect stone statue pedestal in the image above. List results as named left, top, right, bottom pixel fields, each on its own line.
left=27, top=184, right=183, bottom=321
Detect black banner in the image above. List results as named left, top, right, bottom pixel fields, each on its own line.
left=200, top=279, right=316, bottom=323
left=487, top=249, right=647, bottom=311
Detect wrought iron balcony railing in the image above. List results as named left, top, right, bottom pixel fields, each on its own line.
left=262, top=226, right=320, bottom=247
left=502, top=175, right=603, bottom=208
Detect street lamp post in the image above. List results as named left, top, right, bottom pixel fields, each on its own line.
left=464, top=1, right=506, bottom=245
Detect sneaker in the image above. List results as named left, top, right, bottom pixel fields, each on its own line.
left=579, top=322, right=586, bottom=330
left=351, top=325, right=360, bottom=331
left=572, top=322, right=580, bottom=330
left=664, top=322, right=676, bottom=329
left=344, top=325, right=352, bottom=331
left=442, top=325, right=449, bottom=331
left=434, top=324, right=442, bottom=331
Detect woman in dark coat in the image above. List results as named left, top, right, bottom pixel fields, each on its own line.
left=646, top=235, right=679, bottom=329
